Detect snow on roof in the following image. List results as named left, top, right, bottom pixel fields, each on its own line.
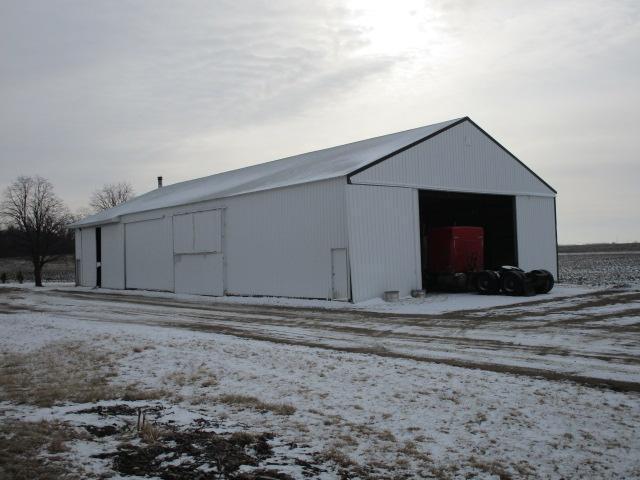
left=71, top=117, right=463, bottom=227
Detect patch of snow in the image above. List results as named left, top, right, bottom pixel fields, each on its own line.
left=0, top=282, right=600, bottom=315
left=352, top=284, right=597, bottom=314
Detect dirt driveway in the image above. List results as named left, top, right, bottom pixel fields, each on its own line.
left=3, top=285, right=640, bottom=391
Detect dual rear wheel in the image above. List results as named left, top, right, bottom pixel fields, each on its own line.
left=475, top=268, right=554, bottom=295
left=530, top=269, right=555, bottom=294
left=500, top=269, right=526, bottom=295
left=476, top=270, right=500, bottom=295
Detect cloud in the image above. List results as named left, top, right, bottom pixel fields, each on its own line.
left=0, top=0, right=638, bottom=243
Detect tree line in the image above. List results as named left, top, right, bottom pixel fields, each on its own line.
left=0, top=176, right=134, bottom=286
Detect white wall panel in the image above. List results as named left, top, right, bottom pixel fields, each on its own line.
left=194, top=210, right=221, bottom=253
left=125, top=218, right=173, bottom=291
left=346, top=184, right=421, bottom=302
left=101, top=223, right=124, bottom=289
left=80, top=228, right=96, bottom=287
left=516, top=196, right=558, bottom=278
left=224, top=179, right=348, bottom=299
left=351, top=121, right=555, bottom=197
left=172, top=213, right=193, bottom=254
left=102, top=179, right=347, bottom=299
left=172, top=209, right=222, bottom=255
left=174, top=253, right=224, bottom=296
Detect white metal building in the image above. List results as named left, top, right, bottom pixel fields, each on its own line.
left=71, top=117, right=557, bottom=302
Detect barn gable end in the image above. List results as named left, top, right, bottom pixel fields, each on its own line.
left=349, top=119, right=555, bottom=197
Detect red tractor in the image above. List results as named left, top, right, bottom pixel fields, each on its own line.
left=425, top=226, right=554, bottom=296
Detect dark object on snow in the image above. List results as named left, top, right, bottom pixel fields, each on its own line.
left=84, top=424, right=123, bottom=437
left=530, top=269, right=555, bottom=294
left=475, top=270, right=500, bottom=295
left=475, top=266, right=554, bottom=296
left=500, top=267, right=527, bottom=296
left=15, top=271, right=24, bottom=284
left=383, top=291, right=400, bottom=302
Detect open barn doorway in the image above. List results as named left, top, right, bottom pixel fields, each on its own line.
left=418, top=190, right=517, bottom=286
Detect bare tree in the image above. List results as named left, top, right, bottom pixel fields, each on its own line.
left=0, top=176, right=72, bottom=286
left=90, top=182, right=134, bottom=212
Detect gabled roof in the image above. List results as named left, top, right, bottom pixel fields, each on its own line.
left=72, top=117, right=464, bottom=227
left=72, top=116, right=556, bottom=228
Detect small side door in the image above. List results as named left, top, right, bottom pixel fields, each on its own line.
left=331, top=248, right=349, bottom=301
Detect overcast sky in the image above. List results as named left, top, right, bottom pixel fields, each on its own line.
left=1, top=0, right=638, bottom=244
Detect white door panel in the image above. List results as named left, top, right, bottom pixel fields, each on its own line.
left=125, top=218, right=172, bottom=291
left=331, top=248, right=349, bottom=300
left=194, top=210, right=222, bottom=253
left=172, top=213, right=194, bottom=254
left=174, top=253, right=224, bottom=296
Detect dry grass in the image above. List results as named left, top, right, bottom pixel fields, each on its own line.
left=377, top=429, right=396, bottom=442
left=0, top=420, right=85, bottom=479
left=139, top=421, right=164, bottom=445
left=322, top=414, right=343, bottom=426
left=229, top=431, right=257, bottom=445
left=468, top=456, right=513, bottom=480
left=132, top=345, right=154, bottom=353
left=122, top=385, right=168, bottom=401
left=163, top=364, right=218, bottom=388
left=0, top=341, right=166, bottom=407
left=0, top=342, right=120, bottom=407
left=317, top=446, right=356, bottom=468
left=399, top=440, right=419, bottom=455
left=217, top=393, right=296, bottom=415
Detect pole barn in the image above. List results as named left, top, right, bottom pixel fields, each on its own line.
left=71, top=117, right=557, bottom=302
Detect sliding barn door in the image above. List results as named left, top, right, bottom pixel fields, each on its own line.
left=125, top=218, right=173, bottom=291
left=172, top=209, right=224, bottom=296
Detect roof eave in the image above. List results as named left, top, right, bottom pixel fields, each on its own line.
left=67, top=216, right=121, bottom=229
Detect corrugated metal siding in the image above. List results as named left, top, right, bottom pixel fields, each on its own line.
left=172, top=213, right=194, bottom=254
left=174, top=253, right=224, bottom=295
left=172, top=210, right=223, bottom=255
left=347, top=184, right=421, bottom=302
left=100, top=178, right=347, bottom=299
left=516, top=196, right=558, bottom=278
left=80, top=227, right=96, bottom=287
left=351, top=121, right=554, bottom=197
left=194, top=210, right=222, bottom=253
left=224, top=178, right=348, bottom=298
left=125, top=218, right=174, bottom=291
left=101, top=223, right=125, bottom=289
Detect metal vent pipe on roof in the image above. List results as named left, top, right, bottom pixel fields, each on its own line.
left=157, top=176, right=163, bottom=188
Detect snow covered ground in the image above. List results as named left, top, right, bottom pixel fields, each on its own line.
left=1, top=284, right=639, bottom=479
left=559, top=251, right=640, bottom=286
left=1, top=281, right=597, bottom=314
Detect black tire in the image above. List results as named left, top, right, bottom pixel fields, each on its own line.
left=531, top=269, right=555, bottom=294
left=476, top=270, right=500, bottom=295
left=501, top=270, right=526, bottom=295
